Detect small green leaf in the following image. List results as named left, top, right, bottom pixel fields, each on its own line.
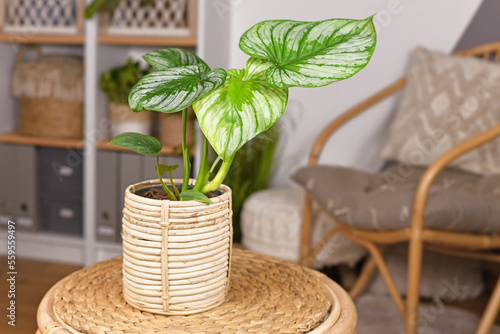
left=109, top=132, right=162, bottom=156
left=156, top=164, right=179, bottom=176
left=180, top=190, right=213, bottom=204
left=143, top=48, right=209, bottom=72
left=239, top=17, right=377, bottom=88
left=192, top=58, right=288, bottom=160
left=129, top=64, right=227, bottom=113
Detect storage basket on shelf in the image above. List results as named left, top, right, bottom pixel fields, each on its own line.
left=122, top=178, right=233, bottom=315
left=13, top=45, right=84, bottom=139
left=99, top=0, right=196, bottom=38
left=0, top=0, right=84, bottom=36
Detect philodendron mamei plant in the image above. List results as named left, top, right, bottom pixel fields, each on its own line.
left=110, top=16, right=377, bottom=203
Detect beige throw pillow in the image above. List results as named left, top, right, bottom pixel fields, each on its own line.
left=381, top=47, right=500, bottom=175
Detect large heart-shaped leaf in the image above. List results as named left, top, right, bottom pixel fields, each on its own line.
left=109, top=132, right=162, bottom=156
left=192, top=58, right=288, bottom=160
left=129, top=64, right=227, bottom=113
left=239, top=17, right=376, bottom=88
left=143, top=48, right=209, bottom=72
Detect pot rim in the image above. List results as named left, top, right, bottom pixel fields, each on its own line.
left=125, top=178, right=231, bottom=207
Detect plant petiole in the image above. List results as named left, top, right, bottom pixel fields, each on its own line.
left=202, top=154, right=235, bottom=193
left=157, top=155, right=177, bottom=200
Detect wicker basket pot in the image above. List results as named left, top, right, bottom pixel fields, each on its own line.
left=109, top=102, right=152, bottom=137
left=122, top=179, right=233, bottom=315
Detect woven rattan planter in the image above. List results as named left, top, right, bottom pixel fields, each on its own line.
left=122, top=179, right=233, bottom=315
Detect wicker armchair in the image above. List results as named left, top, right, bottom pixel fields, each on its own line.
left=298, top=41, right=500, bottom=334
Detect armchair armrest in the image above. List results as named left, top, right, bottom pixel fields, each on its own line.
left=308, top=78, right=406, bottom=166
left=411, top=123, right=500, bottom=232
left=300, top=78, right=406, bottom=264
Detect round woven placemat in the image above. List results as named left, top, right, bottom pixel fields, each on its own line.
left=53, top=249, right=332, bottom=334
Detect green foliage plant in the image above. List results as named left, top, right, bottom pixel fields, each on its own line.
left=109, top=16, right=377, bottom=203
left=224, top=124, right=280, bottom=241
left=84, top=0, right=155, bottom=19
left=100, top=59, right=150, bottom=105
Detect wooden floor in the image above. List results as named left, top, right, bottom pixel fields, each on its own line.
left=0, top=256, right=81, bottom=334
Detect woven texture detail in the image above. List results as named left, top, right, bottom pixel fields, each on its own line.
left=107, top=0, right=190, bottom=36
left=122, top=179, right=233, bottom=315
left=3, top=0, right=80, bottom=34
left=53, top=250, right=332, bottom=334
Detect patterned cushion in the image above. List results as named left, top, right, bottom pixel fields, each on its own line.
left=381, top=47, right=500, bottom=175
left=292, top=165, right=500, bottom=233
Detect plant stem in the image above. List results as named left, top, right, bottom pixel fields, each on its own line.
left=208, top=156, right=222, bottom=179
left=157, top=155, right=176, bottom=200
left=201, top=154, right=235, bottom=193
left=193, top=136, right=209, bottom=191
left=169, top=170, right=181, bottom=198
left=181, top=108, right=190, bottom=192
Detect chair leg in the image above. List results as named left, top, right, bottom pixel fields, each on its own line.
left=476, top=276, right=500, bottom=334
left=300, top=194, right=314, bottom=267
left=342, top=233, right=405, bottom=318
left=349, top=255, right=378, bottom=299
left=406, top=234, right=424, bottom=334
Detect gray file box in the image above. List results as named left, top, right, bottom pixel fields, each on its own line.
left=96, top=151, right=119, bottom=242
left=39, top=195, right=82, bottom=235
left=0, top=144, right=16, bottom=227
left=14, top=145, right=38, bottom=231
left=38, top=147, right=83, bottom=198
left=118, top=152, right=143, bottom=241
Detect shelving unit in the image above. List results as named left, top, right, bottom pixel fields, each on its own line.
left=0, top=0, right=200, bottom=266
left=0, top=34, right=85, bottom=45
left=97, top=35, right=197, bottom=47
left=0, top=132, right=84, bottom=149
left=96, top=139, right=177, bottom=155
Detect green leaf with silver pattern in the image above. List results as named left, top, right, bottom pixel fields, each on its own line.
left=108, top=132, right=162, bottom=156
left=192, top=57, right=288, bottom=160
left=239, top=16, right=376, bottom=88
left=143, top=48, right=209, bottom=72
left=129, top=64, right=227, bottom=113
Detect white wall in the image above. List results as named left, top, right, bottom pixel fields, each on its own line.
left=200, top=0, right=482, bottom=186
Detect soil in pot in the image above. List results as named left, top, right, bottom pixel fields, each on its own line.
left=137, top=185, right=220, bottom=200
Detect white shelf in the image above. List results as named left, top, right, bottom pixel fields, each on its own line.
left=0, top=230, right=85, bottom=265
left=0, top=6, right=199, bottom=267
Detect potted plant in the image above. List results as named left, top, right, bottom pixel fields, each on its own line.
left=110, top=16, right=377, bottom=315
left=100, top=58, right=153, bottom=137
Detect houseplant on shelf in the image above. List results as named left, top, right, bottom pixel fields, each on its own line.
left=84, top=0, right=155, bottom=19
left=100, top=59, right=153, bottom=137
left=110, top=17, right=377, bottom=315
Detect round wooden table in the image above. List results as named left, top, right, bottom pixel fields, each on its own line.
left=36, top=249, right=357, bottom=333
